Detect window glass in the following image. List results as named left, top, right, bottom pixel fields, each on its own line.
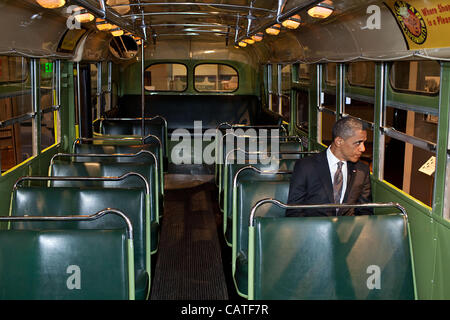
left=145, top=63, right=187, bottom=92
left=320, top=93, right=336, bottom=146
left=281, top=65, right=291, bottom=122
left=347, top=62, right=375, bottom=88
left=194, top=64, right=238, bottom=92
left=40, top=59, right=55, bottom=150
left=296, top=90, right=309, bottom=130
left=390, top=60, right=440, bottom=94
left=385, top=107, right=437, bottom=144
left=90, top=63, right=98, bottom=120
left=325, top=63, right=337, bottom=86
left=345, top=99, right=374, bottom=123
left=383, top=106, right=437, bottom=207
left=299, top=64, right=311, bottom=81
left=0, top=56, right=31, bottom=173
left=0, top=56, right=28, bottom=83
left=384, top=139, right=434, bottom=207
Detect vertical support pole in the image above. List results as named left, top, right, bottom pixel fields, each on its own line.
left=316, top=64, right=323, bottom=145
left=97, top=61, right=102, bottom=119
left=31, top=58, right=40, bottom=156
left=107, top=61, right=112, bottom=112
left=336, top=63, right=345, bottom=120
left=76, top=62, right=82, bottom=138
left=267, top=64, right=273, bottom=111
left=141, top=40, right=145, bottom=138
left=433, top=61, right=450, bottom=217
left=277, top=64, right=283, bottom=116
left=55, top=59, right=62, bottom=144
left=373, top=62, right=386, bottom=181
left=290, top=63, right=299, bottom=135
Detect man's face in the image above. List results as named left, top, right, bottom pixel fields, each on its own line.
left=338, top=129, right=367, bottom=163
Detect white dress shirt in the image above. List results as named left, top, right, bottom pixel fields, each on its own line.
left=326, top=147, right=347, bottom=203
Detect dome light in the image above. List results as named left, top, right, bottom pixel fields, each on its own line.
left=35, top=0, right=65, bottom=9
left=72, top=7, right=94, bottom=23
left=238, top=41, right=247, bottom=47
left=252, top=32, right=264, bottom=42
left=243, top=38, right=255, bottom=44
left=265, top=24, right=281, bottom=36
left=110, top=28, right=124, bottom=37
left=281, top=14, right=301, bottom=29
left=96, top=18, right=115, bottom=31
left=307, top=3, right=334, bottom=19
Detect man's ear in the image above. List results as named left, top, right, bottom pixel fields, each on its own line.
left=334, top=136, right=344, bottom=147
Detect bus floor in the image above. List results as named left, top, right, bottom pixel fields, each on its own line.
left=150, top=174, right=244, bottom=300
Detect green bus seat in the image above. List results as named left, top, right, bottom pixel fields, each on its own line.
left=233, top=179, right=290, bottom=298
left=0, top=210, right=134, bottom=300
left=223, top=159, right=297, bottom=246
left=92, top=117, right=168, bottom=170
left=249, top=214, right=416, bottom=300
left=49, top=162, right=159, bottom=255
left=10, top=186, right=150, bottom=300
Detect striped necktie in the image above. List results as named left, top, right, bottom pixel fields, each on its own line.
left=333, top=161, right=344, bottom=205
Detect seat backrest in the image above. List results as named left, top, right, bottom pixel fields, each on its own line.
left=10, top=186, right=148, bottom=277
left=49, top=162, right=157, bottom=225
left=73, top=143, right=159, bottom=163
left=223, top=160, right=296, bottom=236
left=235, top=179, right=290, bottom=259
left=251, top=215, right=416, bottom=300
left=0, top=228, right=131, bottom=299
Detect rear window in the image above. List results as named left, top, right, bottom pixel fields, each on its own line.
left=194, top=64, right=238, bottom=92
left=144, top=63, right=187, bottom=92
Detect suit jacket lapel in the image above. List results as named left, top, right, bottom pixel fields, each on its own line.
left=317, top=151, right=334, bottom=204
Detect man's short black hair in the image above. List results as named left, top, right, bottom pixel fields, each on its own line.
left=332, top=117, right=366, bottom=141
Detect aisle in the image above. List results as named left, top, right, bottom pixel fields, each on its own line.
left=150, top=174, right=229, bottom=300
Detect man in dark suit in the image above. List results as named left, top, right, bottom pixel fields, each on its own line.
left=286, top=117, right=372, bottom=217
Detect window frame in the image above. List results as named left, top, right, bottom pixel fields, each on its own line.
left=193, top=62, right=239, bottom=93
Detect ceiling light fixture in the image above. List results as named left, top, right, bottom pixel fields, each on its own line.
left=243, top=38, right=255, bottom=44
left=96, top=18, right=115, bottom=31
left=265, top=24, right=281, bottom=36
left=252, top=32, right=264, bottom=42
left=110, top=28, right=124, bottom=37
left=307, top=2, right=334, bottom=19
left=281, top=14, right=301, bottom=29
left=35, top=0, right=65, bottom=9
left=238, top=41, right=247, bottom=47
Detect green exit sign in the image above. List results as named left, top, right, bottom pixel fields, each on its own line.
left=42, top=62, right=53, bottom=73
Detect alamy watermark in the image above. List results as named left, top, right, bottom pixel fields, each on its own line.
left=170, top=121, right=280, bottom=167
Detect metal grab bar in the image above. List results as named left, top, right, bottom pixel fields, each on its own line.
left=233, top=165, right=292, bottom=190
left=225, top=149, right=319, bottom=165
left=72, top=134, right=162, bottom=151
left=13, top=172, right=150, bottom=196
left=249, top=199, right=408, bottom=227
left=1, top=208, right=133, bottom=240
left=50, top=150, right=158, bottom=169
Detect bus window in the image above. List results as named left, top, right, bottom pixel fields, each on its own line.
left=383, top=107, right=437, bottom=207
left=40, top=59, right=56, bottom=151
left=320, top=92, right=336, bottom=146
left=281, top=65, right=291, bottom=122
left=325, top=63, right=337, bottom=86
left=347, top=61, right=375, bottom=88
left=299, top=64, right=311, bottom=83
left=271, top=64, right=279, bottom=113
left=390, top=60, right=440, bottom=95
left=145, top=63, right=187, bottom=92
left=194, top=63, right=238, bottom=92
left=296, top=90, right=309, bottom=131
left=344, top=100, right=374, bottom=166
left=0, top=56, right=32, bottom=174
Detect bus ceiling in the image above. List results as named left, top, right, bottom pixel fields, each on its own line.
left=2, top=0, right=450, bottom=63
